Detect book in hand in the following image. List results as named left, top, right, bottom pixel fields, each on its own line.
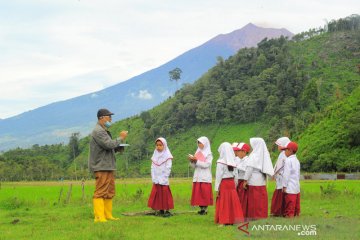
left=194, top=151, right=206, bottom=162
left=115, top=144, right=130, bottom=153
left=118, top=144, right=130, bottom=147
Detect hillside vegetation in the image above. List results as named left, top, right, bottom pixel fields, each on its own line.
left=0, top=15, right=359, bottom=180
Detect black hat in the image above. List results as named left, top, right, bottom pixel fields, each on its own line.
left=97, top=108, right=114, bottom=118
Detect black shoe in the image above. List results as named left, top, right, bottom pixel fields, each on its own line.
left=155, top=210, right=164, bottom=216
left=163, top=211, right=172, bottom=217
left=197, top=210, right=207, bottom=215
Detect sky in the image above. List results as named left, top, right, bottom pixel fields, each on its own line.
left=0, top=0, right=358, bottom=119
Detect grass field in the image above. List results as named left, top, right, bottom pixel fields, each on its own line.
left=0, top=179, right=359, bottom=240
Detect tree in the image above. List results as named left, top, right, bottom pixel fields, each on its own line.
left=140, top=111, right=153, bottom=129
left=169, top=67, right=182, bottom=90
left=68, top=132, right=80, bottom=163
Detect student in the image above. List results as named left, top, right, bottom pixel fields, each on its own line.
left=271, top=137, right=291, bottom=217
left=147, top=137, right=174, bottom=217
left=188, top=136, right=213, bottom=215
left=243, top=138, right=274, bottom=220
left=215, top=142, right=244, bottom=225
left=282, top=141, right=301, bottom=218
left=232, top=142, right=251, bottom=217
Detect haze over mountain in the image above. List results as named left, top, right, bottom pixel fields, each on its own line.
left=0, top=23, right=293, bottom=151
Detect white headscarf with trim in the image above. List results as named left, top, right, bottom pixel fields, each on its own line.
left=195, top=136, right=212, bottom=158
left=247, top=138, right=274, bottom=176
left=217, top=142, right=236, bottom=167
left=151, top=137, right=173, bottom=166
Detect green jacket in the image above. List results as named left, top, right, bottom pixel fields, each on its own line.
left=88, top=123, right=122, bottom=172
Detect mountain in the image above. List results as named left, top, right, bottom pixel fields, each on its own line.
left=0, top=23, right=293, bottom=151
left=103, top=27, right=360, bottom=176
left=1, top=15, right=359, bottom=180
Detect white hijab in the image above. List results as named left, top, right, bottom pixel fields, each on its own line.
left=274, top=137, right=290, bottom=173
left=217, top=142, right=236, bottom=167
left=247, top=138, right=274, bottom=176
left=151, top=137, right=173, bottom=166
left=195, top=136, right=212, bottom=158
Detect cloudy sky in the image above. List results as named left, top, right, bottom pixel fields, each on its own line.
left=0, top=0, right=358, bottom=119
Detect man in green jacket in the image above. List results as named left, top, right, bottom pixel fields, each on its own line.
left=89, top=108, right=128, bottom=222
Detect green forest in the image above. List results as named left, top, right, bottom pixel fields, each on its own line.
left=1, top=15, right=359, bottom=181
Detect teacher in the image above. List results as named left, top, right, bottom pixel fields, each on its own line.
left=88, top=108, right=128, bottom=222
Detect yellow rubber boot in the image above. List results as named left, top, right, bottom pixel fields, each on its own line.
left=93, top=198, right=107, bottom=223
left=104, top=199, right=119, bottom=220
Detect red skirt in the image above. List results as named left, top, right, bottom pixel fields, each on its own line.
left=236, top=180, right=247, bottom=215
left=284, top=193, right=300, bottom=217
left=271, top=189, right=285, bottom=216
left=147, top=184, right=174, bottom=210
left=215, top=178, right=244, bottom=224
left=247, top=185, right=268, bottom=220
left=191, top=182, right=213, bottom=206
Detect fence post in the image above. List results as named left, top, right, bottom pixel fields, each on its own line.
left=58, top=187, right=63, bottom=204
left=81, top=179, right=85, bottom=201
left=66, top=183, right=73, bottom=204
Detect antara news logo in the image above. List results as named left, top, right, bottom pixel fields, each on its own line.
left=238, top=222, right=317, bottom=236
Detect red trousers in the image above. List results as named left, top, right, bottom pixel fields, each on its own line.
left=271, top=189, right=285, bottom=216
left=236, top=180, right=247, bottom=215
left=284, top=193, right=300, bottom=217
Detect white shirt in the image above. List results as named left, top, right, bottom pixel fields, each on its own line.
left=151, top=159, right=172, bottom=185
left=215, top=163, right=235, bottom=191
left=244, top=166, right=266, bottom=186
left=190, top=154, right=213, bottom=183
left=282, top=154, right=300, bottom=194
left=235, top=156, right=249, bottom=180
left=274, top=151, right=286, bottom=189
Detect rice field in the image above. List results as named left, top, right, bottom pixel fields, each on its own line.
left=0, top=179, right=359, bottom=239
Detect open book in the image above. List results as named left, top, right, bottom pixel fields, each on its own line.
left=118, top=144, right=130, bottom=147
left=194, top=151, right=206, bottom=162
left=115, top=144, right=130, bottom=153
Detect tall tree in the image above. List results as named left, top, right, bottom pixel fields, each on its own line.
left=68, top=132, right=80, bottom=162
left=169, top=67, right=182, bottom=90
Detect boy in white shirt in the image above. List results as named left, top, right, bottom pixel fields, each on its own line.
left=232, top=142, right=251, bottom=216
left=271, top=137, right=290, bottom=217
left=282, top=141, right=301, bottom=217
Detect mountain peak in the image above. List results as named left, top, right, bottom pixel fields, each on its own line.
left=209, top=23, right=293, bottom=51
left=243, top=22, right=257, bottom=28
left=0, top=23, right=294, bottom=150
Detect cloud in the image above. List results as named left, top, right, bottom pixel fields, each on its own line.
left=0, top=0, right=359, bottom=118
left=131, top=90, right=153, bottom=100
left=138, top=90, right=153, bottom=100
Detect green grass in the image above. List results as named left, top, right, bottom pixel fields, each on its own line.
left=0, top=179, right=359, bottom=239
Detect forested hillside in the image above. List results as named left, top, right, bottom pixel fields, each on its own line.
left=1, top=15, right=359, bottom=180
